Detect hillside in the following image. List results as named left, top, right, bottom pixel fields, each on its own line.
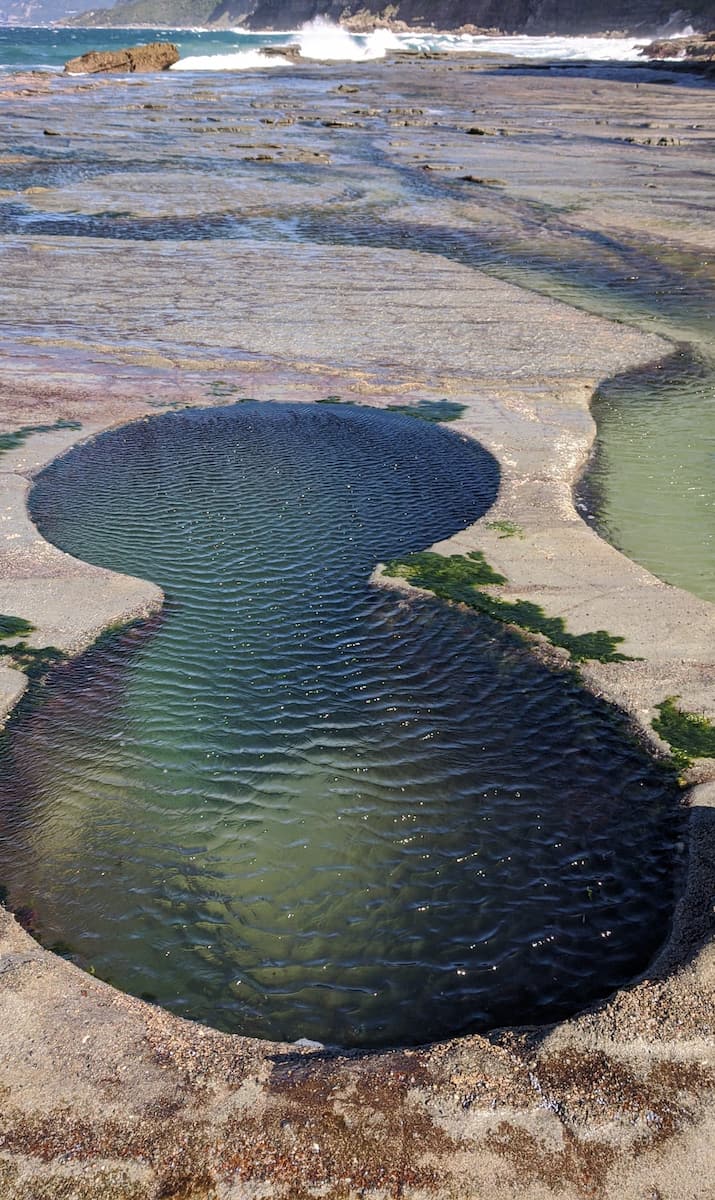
left=0, top=0, right=111, bottom=23
left=247, top=0, right=715, bottom=34
left=61, top=0, right=220, bottom=25
left=2, top=0, right=715, bottom=37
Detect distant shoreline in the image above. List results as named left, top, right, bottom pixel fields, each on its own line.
left=0, top=17, right=680, bottom=35
left=19, top=21, right=663, bottom=35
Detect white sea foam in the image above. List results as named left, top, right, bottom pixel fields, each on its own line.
left=296, top=17, right=401, bottom=61
left=171, top=48, right=291, bottom=70
left=170, top=24, right=691, bottom=72
left=399, top=33, right=651, bottom=61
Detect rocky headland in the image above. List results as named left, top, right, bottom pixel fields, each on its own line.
left=48, top=0, right=715, bottom=34
left=640, top=28, right=715, bottom=68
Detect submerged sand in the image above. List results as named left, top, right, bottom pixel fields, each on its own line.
left=0, top=53, right=713, bottom=1199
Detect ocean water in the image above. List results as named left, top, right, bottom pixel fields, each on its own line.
left=0, top=22, right=676, bottom=73
left=0, top=403, right=682, bottom=1047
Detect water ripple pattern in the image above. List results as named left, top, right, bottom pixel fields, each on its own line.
left=0, top=402, right=681, bottom=1047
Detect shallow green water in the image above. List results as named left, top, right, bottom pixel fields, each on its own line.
left=0, top=403, right=681, bottom=1047
left=582, top=353, right=715, bottom=602
left=297, top=221, right=715, bottom=604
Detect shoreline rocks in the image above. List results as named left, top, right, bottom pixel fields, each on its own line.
left=639, top=31, right=715, bottom=70
left=63, top=41, right=180, bottom=74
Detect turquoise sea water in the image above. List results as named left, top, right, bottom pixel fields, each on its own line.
left=0, top=25, right=295, bottom=68
left=0, top=403, right=681, bottom=1047
left=0, top=24, right=655, bottom=71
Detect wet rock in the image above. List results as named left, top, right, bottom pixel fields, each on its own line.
left=64, top=42, right=179, bottom=75
left=278, top=148, right=331, bottom=163
left=460, top=174, right=505, bottom=185
left=342, top=11, right=409, bottom=31
left=639, top=33, right=715, bottom=70
left=262, top=43, right=301, bottom=60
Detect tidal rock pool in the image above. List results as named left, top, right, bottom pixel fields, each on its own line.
left=0, top=403, right=682, bottom=1047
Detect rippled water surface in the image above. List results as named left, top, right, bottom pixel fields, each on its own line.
left=582, top=355, right=715, bottom=603
left=0, top=403, right=681, bottom=1046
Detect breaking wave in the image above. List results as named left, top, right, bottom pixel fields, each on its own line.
left=171, top=48, right=291, bottom=70
left=414, top=33, right=650, bottom=60
left=166, top=20, right=691, bottom=71
left=297, top=17, right=401, bottom=60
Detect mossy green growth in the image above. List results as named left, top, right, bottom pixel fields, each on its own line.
left=0, top=642, right=65, bottom=678
left=383, top=551, right=633, bottom=663
left=653, top=697, right=715, bottom=768
left=386, top=399, right=467, bottom=423
left=316, top=395, right=351, bottom=405
left=0, top=419, right=81, bottom=456
left=206, top=382, right=255, bottom=400
left=0, top=615, right=35, bottom=640
left=385, top=550, right=506, bottom=596
left=486, top=519, right=525, bottom=539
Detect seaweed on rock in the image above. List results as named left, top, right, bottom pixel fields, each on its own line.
left=0, top=616, right=35, bottom=639
left=0, top=617, right=64, bottom=679
left=383, top=551, right=633, bottom=663
left=0, top=643, right=65, bottom=679
left=653, top=697, right=715, bottom=768
left=386, top=399, right=467, bottom=423
left=0, top=419, right=81, bottom=456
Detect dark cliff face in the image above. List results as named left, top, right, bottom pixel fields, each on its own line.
left=244, top=0, right=715, bottom=32
left=32, top=0, right=715, bottom=34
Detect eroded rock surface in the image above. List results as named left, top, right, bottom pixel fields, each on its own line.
left=639, top=30, right=715, bottom=68
left=64, top=42, right=180, bottom=75
left=0, top=52, right=714, bottom=1199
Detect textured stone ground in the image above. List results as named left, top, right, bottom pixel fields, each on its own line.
left=0, top=54, right=713, bottom=1199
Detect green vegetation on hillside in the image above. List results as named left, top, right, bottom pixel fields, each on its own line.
left=65, top=0, right=218, bottom=25
left=29, top=0, right=715, bottom=36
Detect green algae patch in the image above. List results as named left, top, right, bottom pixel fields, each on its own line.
left=383, top=551, right=633, bottom=663
left=486, top=519, right=525, bottom=539
left=653, top=697, right=715, bottom=769
left=314, top=397, right=467, bottom=422
left=0, top=617, right=65, bottom=678
left=205, top=382, right=256, bottom=400
left=0, top=642, right=65, bottom=678
left=0, top=616, right=35, bottom=640
left=385, top=549, right=506, bottom=595
left=386, top=399, right=467, bottom=423
left=0, top=419, right=81, bottom=456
